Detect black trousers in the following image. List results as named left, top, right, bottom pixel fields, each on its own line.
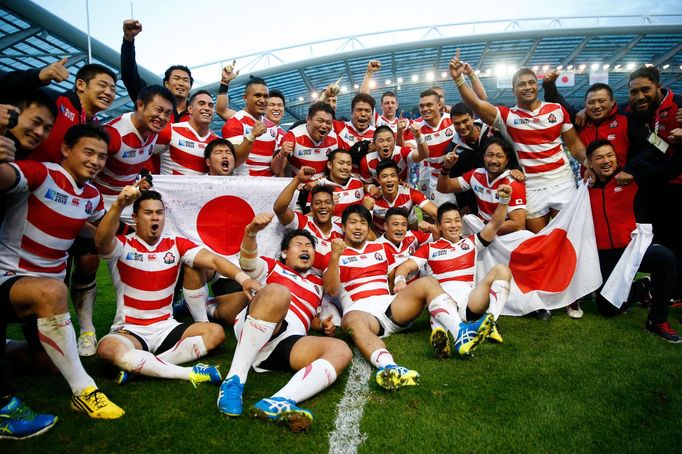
left=596, top=244, right=677, bottom=323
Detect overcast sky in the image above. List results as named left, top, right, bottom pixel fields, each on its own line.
left=33, top=0, right=681, bottom=78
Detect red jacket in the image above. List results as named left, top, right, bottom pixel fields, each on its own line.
left=589, top=174, right=638, bottom=250
left=578, top=105, right=629, bottom=167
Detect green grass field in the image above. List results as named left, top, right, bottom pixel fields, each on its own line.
left=4, top=264, right=682, bottom=453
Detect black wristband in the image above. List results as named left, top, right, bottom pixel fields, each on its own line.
left=440, top=168, right=451, bottom=176
left=218, top=83, right=229, bottom=94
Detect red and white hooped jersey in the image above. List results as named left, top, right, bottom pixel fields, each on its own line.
left=222, top=110, right=280, bottom=176
left=104, top=234, right=201, bottom=327
left=374, top=112, right=404, bottom=134
left=95, top=113, right=158, bottom=197
left=283, top=124, right=338, bottom=179
left=283, top=212, right=343, bottom=275
left=334, top=120, right=375, bottom=150
left=251, top=256, right=323, bottom=331
left=155, top=122, right=218, bottom=175
left=0, top=161, right=104, bottom=282
left=405, top=116, right=455, bottom=188
left=312, top=176, right=365, bottom=217
left=493, top=102, right=574, bottom=189
left=457, top=168, right=526, bottom=222
left=336, top=241, right=391, bottom=311
left=410, top=235, right=485, bottom=288
left=371, top=185, right=429, bottom=233
left=379, top=230, right=432, bottom=278
left=359, top=146, right=414, bottom=184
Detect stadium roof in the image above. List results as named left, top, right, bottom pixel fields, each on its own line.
left=0, top=0, right=161, bottom=120
left=1, top=3, right=680, bottom=131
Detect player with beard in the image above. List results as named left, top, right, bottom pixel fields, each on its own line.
left=218, top=214, right=351, bottom=433
left=365, top=160, right=437, bottom=234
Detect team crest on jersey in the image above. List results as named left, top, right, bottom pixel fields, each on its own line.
left=178, top=140, right=195, bottom=148
left=460, top=242, right=470, bottom=250
left=163, top=252, right=176, bottom=264
left=85, top=201, right=93, bottom=214
left=609, top=120, right=618, bottom=128
left=45, top=188, right=68, bottom=205
left=125, top=252, right=144, bottom=261
left=445, top=129, right=453, bottom=137
left=660, top=111, right=668, bottom=119
left=409, top=244, right=416, bottom=254
left=60, top=104, right=75, bottom=121
left=374, top=252, right=383, bottom=261
left=548, top=114, right=557, bottom=124
left=354, top=190, right=361, bottom=198
left=269, top=129, right=276, bottom=137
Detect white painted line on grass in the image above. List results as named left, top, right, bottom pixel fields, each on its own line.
left=328, top=348, right=372, bottom=454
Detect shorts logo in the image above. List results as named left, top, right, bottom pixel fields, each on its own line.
left=374, top=252, right=383, bottom=261
left=163, top=252, right=176, bottom=264
left=45, top=188, right=68, bottom=205
left=125, top=252, right=144, bottom=261
left=85, top=201, right=93, bottom=214
left=548, top=114, right=557, bottom=124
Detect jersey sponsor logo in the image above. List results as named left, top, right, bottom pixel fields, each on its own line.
left=125, top=252, right=144, bottom=262
left=608, top=134, right=616, bottom=141
left=122, top=150, right=137, bottom=158
left=341, top=256, right=358, bottom=264
left=425, top=134, right=433, bottom=141
left=148, top=254, right=156, bottom=260
left=178, top=139, right=195, bottom=148
left=280, top=268, right=298, bottom=279
left=432, top=250, right=447, bottom=258
left=548, top=114, right=557, bottom=124
left=299, top=148, right=312, bottom=156
left=71, top=198, right=80, bottom=207
left=374, top=252, right=384, bottom=261
left=513, top=118, right=531, bottom=125
left=244, top=126, right=253, bottom=134
left=45, top=188, right=68, bottom=205
left=85, top=200, right=93, bottom=214
left=60, top=104, right=75, bottom=121
left=163, top=252, right=176, bottom=264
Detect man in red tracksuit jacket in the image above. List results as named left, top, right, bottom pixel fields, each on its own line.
left=586, top=139, right=679, bottom=343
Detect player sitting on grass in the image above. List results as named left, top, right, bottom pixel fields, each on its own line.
left=393, top=190, right=513, bottom=358
left=217, top=213, right=351, bottom=432
left=94, top=188, right=260, bottom=386
left=324, top=205, right=471, bottom=390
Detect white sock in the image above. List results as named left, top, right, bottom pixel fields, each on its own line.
left=227, top=315, right=276, bottom=383
left=428, top=293, right=462, bottom=338
left=70, top=280, right=96, bottom=334
left=37, top=313, right=96, bottom=394
left=156, top=335, right=208, bottom=364
left=206, top=299, right=218, bottom=320
left=488, top=280, right=511, bottom=320
left=272, top=359, right=337, bottom=403
left=183, top=285, right=209, bottom=323
left=119, top=349, right=191, bottom=380
left=369, top=348, right=396, bottom=369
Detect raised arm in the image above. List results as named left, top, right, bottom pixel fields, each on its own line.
left=360, top=60, right=381, bottom=95
left=121, top=20, right=147, bottom=103
left=273, top=166, right=315, bottom=225
left=94, top=185, right=141, bottom=256
left=436, top=151, right=465, bottom=193
left=479, top=184, right=511, bottom=243
left=542, top=70, right=578, bottom=122
left=449, top=50, right=498, bottom=126
left=215, top=62, right=239, bottom=121
left=238, top=212, right=274, bottom=276
left=323, top=238, right=346, bottom=296
left=408, top=122, right=429, bottom=163
left=463, top=63, right=487, bottom=101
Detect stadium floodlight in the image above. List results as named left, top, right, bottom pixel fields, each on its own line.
left=556, top=65, right=563, bottom=70
left=542, top=65, right=549, bottom=71
left=614, top=64, right=621, bottom=70
left=603, top=64, right=610, bottom=70
left=426, top=72, right=435, bottom=81
left=411, top=74, right=419, bottom=82
left=298, top=96, right=304, bottom=102
left=353, top=83, right=360, bottom=89
left=507, top=66, right=517, bottom=75
left=485, top=68, right=492, bottom=75
left=474, top=69, right=481, bottom=75
left=532, top=65, right=539, bottom=71
left=369, top=80, right=377, bottom=88
left=397, top=85, right=402, bottom=90
left=385, top=79, right=392, bottom=86
left=662, top=64, right=670, bottom=69
left=567, top=64, right=574, bottom=70
left=626, top=63, right=635, bottom=70
left=578, top=64, right=586, bottom=70
left=397, top=77, right=404, bottom=83
left=341, top=85, right=348, bottom=93
left=494, top=64, right=507, bottom=76
left=311, top=91, right=319, bottom=99
left=591, top=63, right=599, bottom=70
left=441, top=71, right=447, bottom=79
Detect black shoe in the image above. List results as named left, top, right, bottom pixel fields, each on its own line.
left=534, top=309, right=551, bottom=321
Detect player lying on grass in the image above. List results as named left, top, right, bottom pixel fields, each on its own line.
left=217, top=213, right=351, bottom=432
left=94, top=187, right=260, bottom=386
left=393, top=187, right=513, bottom=358
left=324, top=205, right=481, bottom=390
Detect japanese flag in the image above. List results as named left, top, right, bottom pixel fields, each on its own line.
left=465, top=182, right=602, bottom=315
left=556, top=71, right=575, bottom=87
left=129, top=175, right=296, bottom=261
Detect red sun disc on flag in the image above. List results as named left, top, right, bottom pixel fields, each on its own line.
left=508, top=229, right=577, bottom=293
left=196, top=196, right=255, bottom=255
left=561, top=76, right=569, bottom=83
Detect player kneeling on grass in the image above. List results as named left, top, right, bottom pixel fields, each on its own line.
left=217, top=213, right=351, bottom=432
left=393, top=188, right=513, bottom=359
left=324, top=205, right=466, bottom=391
left=94, top=188, right=260, bottom=387
left=0, top=124, right=123, bottom=420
